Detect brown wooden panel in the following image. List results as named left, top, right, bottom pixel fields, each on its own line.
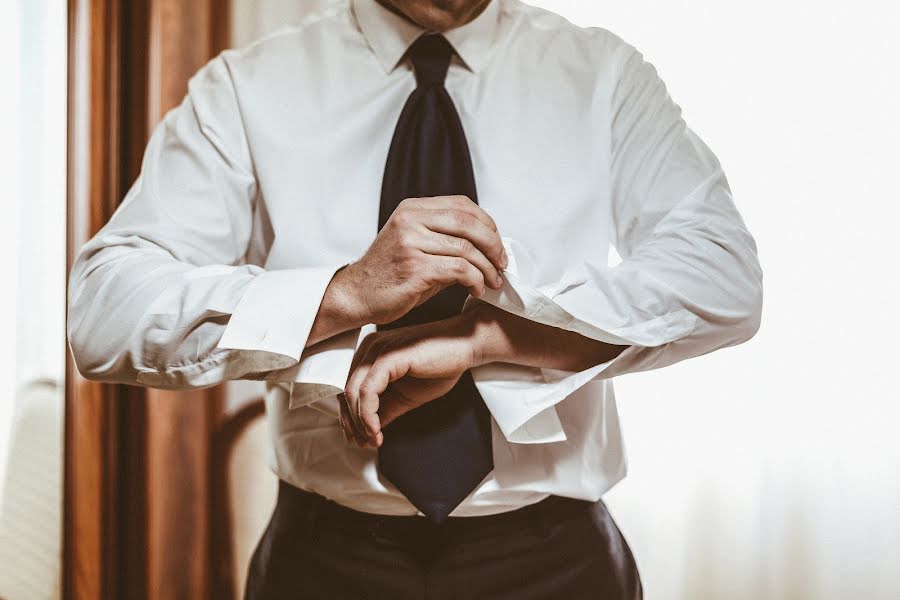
left=65, top=0, right=123, bottom=597
left=144, top=388, right=221, bottom=600
left=148, top=0, right=214, bottom=126
left=63, top=378, right=119, bottom=600
left=143, top=2, right=223, bottom=597
left=210, top=0, right=232, bottom=56
left=66, top=0, right=232, bottom=598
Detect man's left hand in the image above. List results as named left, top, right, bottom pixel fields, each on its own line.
left=340, top=312, right=485, bottom=448
left=338, top=300, right=628, bottom=448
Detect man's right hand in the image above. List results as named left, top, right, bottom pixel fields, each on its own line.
left=333, top=195, right=508, bottom=326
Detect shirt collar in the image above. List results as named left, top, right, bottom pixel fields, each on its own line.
left=352, top=0, right=501, bottom=74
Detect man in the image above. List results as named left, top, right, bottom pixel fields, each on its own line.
left=67, top=0, right=763, bottom=597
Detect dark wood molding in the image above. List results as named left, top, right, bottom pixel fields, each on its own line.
left=143, top=2, right=222, bottom=597
left=65, top=0, right=123, bottom=597
left=210, top=0, right=232, bottom=57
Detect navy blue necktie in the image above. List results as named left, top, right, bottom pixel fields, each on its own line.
left=376, top=34, right=493, bottom=523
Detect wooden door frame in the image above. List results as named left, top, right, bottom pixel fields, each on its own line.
left=65, top=0, right=231, bottom=598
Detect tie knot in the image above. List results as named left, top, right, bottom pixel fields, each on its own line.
left=408, top=34, right=454, bottom=87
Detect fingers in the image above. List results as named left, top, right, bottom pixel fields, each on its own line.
left=417, top=231, right=504, bottom=291
left=339, top=392, right=368, bottom=447
left=358, top=351, right=411, bottom=446
left=344, top=333, right=401, bottom=447
left=344, top=345, right=377, bottom=444
left=424, top=255, right=491, bottom=299
left=385, top=197, right=508, bottom=301
left=344, top=330, right=417, bottom=448
left=399, top=195, right=499, bottom=234
left=416, top=208, right=508, bottom=271
left=357, top=372, right=385, bottom=447
left=343, top=330, right=380, bottom=445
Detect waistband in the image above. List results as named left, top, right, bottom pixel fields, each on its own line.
left=276, top=480, right=596, bottom=544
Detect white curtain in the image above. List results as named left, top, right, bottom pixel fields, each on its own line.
left=0, top=0, right=67, bottom=598
left=230, top=1, right=900, bottom=598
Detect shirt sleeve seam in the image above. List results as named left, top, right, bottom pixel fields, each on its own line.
left=137, top=348, right=236, bottom=378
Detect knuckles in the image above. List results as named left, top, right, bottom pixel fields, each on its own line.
left=450, top=209, right=474, bottom=228
left=451, top=258, right=468, bottom=274
left=389, top=209, right=413, bottom=229
left=452, top=236, right=474, bottom=255
left=394, top=231, right=416, bottom=252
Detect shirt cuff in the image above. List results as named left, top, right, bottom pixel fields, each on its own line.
left=217, top=264, right=345, bottom=363
left=469, top=237, right=695, bottom=347
left=265, top=323, right=377, bottom=410
left=462, top=236, right=662, bottom=444
left=470, top=348, right=641, bottom=443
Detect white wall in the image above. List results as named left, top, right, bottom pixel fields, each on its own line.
left=0, top=0, right=67, bottom=598
left=0, top=0, right=67, bottom=516
left=229, top=1, right=900, bottom=598
left=526, top=2, right=900, bottom=599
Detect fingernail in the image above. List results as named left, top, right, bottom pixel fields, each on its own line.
left=500, top=249, right=509, bottom=268
left=496, top=271, right=504, bottom=287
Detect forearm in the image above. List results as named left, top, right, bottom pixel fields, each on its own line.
left=468, top=301, right=629, bottom=371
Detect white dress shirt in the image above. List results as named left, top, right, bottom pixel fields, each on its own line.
left=67, top=0, right=763, bottom=516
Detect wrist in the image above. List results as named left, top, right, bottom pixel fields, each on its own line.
left=324, top=263, right=369, bottom=330
left=464, top=300, right=507, bottom=367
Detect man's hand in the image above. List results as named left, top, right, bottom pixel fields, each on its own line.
left=339, top=301, right=631, bottom=448
left=331, top=195, right=508, bottom=327
left=339, top=312, right=484, bottom=448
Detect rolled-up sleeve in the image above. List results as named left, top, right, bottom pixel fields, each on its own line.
left=467, top=42, right=763, bottom=443
left=66, top=55, right=346, bottom=389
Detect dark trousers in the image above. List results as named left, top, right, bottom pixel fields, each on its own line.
left=245, top=480, right=642, bottom=600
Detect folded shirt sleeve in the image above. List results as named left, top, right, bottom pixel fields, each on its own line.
left=465, top=41, right=763, bottom=444
left=66, top=55, right=350, bottom=389
left=261, top=324, right=376, bottom=410
left=460, top=238, right=644, bottom=445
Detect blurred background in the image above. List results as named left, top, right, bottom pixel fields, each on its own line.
left=0, top=0, right=898, bottom=598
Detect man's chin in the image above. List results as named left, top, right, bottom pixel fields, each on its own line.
left=378, top=0, right=488, bottom=32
